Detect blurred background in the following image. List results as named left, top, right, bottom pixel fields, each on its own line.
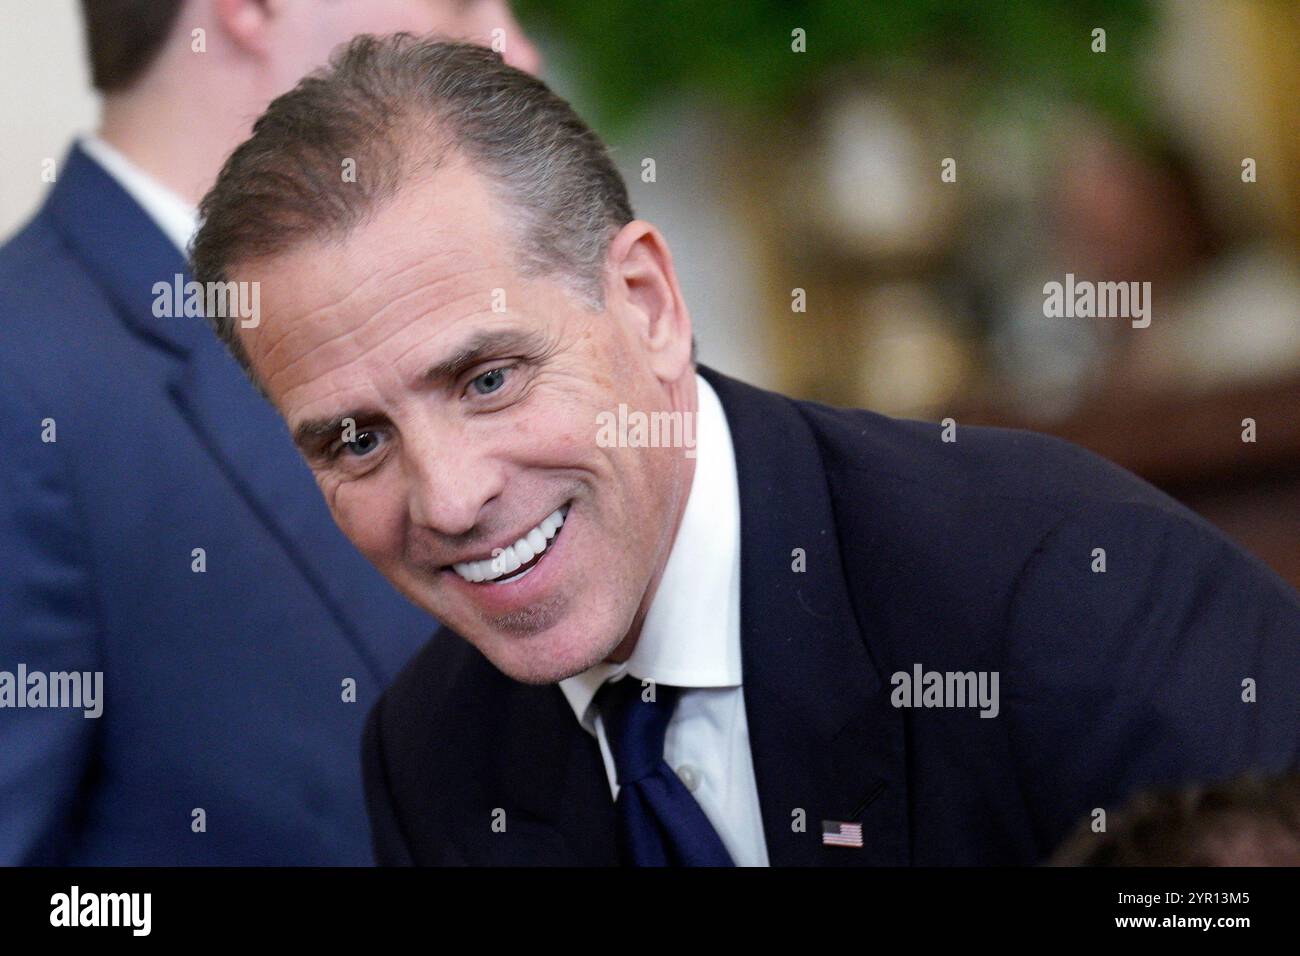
left=2, top=0, right=1297, bottom=585
left=515, top=0, right=1300, bottom=590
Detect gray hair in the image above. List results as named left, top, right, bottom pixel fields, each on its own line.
left=190, top=35, right=636, bottom=380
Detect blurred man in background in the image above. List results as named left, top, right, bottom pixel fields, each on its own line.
left=0, top=1, right=539, bottom=864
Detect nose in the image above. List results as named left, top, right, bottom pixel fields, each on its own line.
left=403, top=423, right=504, bottom=538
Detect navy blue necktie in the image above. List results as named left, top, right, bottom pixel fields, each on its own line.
left=595, top=677, right=736, bottom=867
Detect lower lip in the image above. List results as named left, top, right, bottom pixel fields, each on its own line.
left=443, top=505, right=572, bottom=612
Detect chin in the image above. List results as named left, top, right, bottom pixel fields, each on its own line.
left=476, top=613, right=629, bottom=686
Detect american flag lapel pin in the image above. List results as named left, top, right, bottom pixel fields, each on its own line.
left=821, top=820, right=864, bottom=848
left=822, top=780, right=882, bottom=848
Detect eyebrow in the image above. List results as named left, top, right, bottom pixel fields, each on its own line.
left=419, top=326, right=550, bottom=390
left=290, top=325, right=550, bottom=453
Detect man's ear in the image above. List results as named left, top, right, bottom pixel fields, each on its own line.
left=605, top=221, right=694, bottom=383
left=211, top=0, right=275, bottom=56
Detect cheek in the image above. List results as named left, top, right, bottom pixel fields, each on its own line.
left=327, top=474, right=408, bottom=564
left=621, top=442, right=688, bottom=533
left=495, top=389, right=596, bottom=466
left=540, top=415, right=592, bottom=462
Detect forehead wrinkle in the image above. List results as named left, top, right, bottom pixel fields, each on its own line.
left=274, top=290, right=455, bottom=417
left=383, top=282, right=515, bottom=378
left=279, top=280, right=516, bottom=431
left=278, top=304, right=498, bottom=430
left=281, top=371, right=390, bottom=434
left=265, top=255, right=497, bottom=400
left=253, top=249, right=409, bottom=367
left=258, top=246, right=468, bottom=376
left=259, top=161, right=518, bottom=404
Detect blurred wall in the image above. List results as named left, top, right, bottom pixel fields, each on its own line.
left=600, top=103, right=777, bottom=388
left=0, top=0, right=97, bottom=241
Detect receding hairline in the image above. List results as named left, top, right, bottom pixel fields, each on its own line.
left=191, top=35, right=640, bottom=390
left=226, top=158, right=616, bottom=408
left=220, top=147, right=511, bottom=280
left=210, top=124, right=617, bottom=306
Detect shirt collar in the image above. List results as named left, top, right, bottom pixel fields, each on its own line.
left=558, top=373, right=743, bottom=730
left=78, top=134, right=198, bottom=258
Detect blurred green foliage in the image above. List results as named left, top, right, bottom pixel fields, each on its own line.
left=512, top=0, right=1155, bottom=134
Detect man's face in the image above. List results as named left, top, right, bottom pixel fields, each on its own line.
left=267, top=0, right=542, bottom=87
left=238, top=158, right=696, bottom=684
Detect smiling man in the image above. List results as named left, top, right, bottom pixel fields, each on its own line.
left=192, top=36, right=1300, bottom=867
left=217, top=124, right=688, bottom=689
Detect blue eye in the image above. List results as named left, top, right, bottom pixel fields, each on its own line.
left=471, top=367, right=508, bottom=395
left=342, top=431, right=382, bottom=457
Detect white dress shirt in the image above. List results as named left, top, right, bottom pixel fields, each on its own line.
left=79, top=134, right=198, bottom=257
left=559, top=376, right=770, bottom=866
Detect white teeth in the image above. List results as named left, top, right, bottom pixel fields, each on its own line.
left=451, top=505, right=568, bottom=584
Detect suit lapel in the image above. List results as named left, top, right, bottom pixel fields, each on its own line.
left=497, top=686, right=618, bottom=865
left=45, top=145, right=200, bottom=358
left=448, top=666, right=617, bottom=865
left=44, top=145, right=415, bottom=679
left=701, top=366, right=911, bottom=866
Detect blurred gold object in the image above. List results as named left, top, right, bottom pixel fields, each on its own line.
left=855, top=284, right=973, bottom=418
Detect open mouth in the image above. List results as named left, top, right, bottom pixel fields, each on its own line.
left=450, top=503, right=570, bottom=585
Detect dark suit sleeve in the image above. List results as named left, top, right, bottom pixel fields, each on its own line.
left=1001, top=503, right=1300, bottom=855
left=362, top=696, right=416, bottom=866
left=0, top=369, right=100, bottom=864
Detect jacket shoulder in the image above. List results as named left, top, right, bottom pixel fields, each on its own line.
left=0, top=211, right=102, bottom=312
left=0, top=212, right=126, bottom=356
left=793, top=396, right=1185, bottom=518
left=783, top=392, right=1293, bottom=673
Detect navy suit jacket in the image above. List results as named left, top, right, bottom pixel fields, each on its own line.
left=363, top=364, right=1300, bottom=865
left=0, top=146, right=434, bottom=864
